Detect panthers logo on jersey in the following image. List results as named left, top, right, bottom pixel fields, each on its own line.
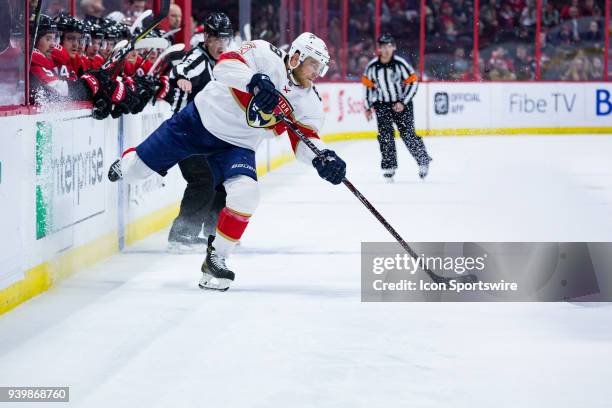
left=246, top=93, right=294, bottom=129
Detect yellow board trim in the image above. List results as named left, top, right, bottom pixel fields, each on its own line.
left=125, top=203, right=180, bottom=247
left=0, top=231, right=118, bottom=315
left=322, top=127, right=612, bottom=142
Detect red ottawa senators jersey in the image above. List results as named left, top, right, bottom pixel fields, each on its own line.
left=50, top=45, right=77, bottom=80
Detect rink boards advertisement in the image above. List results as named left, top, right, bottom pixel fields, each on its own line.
left=1, top=81, right=611, bottom=313
left=316, top=82, right=612, bottom=138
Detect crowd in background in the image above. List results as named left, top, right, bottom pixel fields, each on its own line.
left=0, top=0, right=610, bottom=106
left=248, top=0, right=610, bottom=81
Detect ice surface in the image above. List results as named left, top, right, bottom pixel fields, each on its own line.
left=1, top=136, right=612, bottom=407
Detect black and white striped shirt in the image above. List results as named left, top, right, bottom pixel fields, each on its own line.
left=167, top=44, right=216, bottom=111
left=362, top=54, right=418, bottom=110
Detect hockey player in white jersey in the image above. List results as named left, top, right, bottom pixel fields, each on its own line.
left=108, top=33, right=346, bottom=291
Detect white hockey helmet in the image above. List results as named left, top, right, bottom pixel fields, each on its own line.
left=288, top=32, right=330, bottom=77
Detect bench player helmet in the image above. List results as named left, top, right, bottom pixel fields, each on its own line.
left=30, top=14, right=58, bottom=37
left=288, top=32, right=330, bottom=77
left=54, top=14, right=84, bottom=36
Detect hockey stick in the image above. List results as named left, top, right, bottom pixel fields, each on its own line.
left=103, top=39, right=129, bottom=63
left=147, top=43, right=185, bottom=76
left=28, top=0, right=44, bottom=67
left=277, top=114, right=478, bottom=285
left=162, top=27, right=182, bottom=39
left=129, top=9, right=153, bottom=34
left=101, top=0, right=170, bottom=71
left=134, top=37, right=169, bottom=50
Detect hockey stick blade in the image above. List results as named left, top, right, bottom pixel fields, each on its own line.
left=147, top=43, right=185, bottom=76
left=130, top=9, right=153, bottom=34
left=276, top=113, right=478, bottom=285
left=162, top=27, right=182, bottom=39
left=134, top=37, right=170, bottom=50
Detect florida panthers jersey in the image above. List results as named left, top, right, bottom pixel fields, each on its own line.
left=193, top=40, right=325, bottom=163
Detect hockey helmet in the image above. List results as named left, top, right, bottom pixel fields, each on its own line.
left=377, top=33, right=395, bottom=45
left=288, top=32, right=329, bottom=77
left=203, top=12, right=232, bottom=38
left=30, top=14, right=58, bottom=37
left=54, top=14, right=84, bottom=36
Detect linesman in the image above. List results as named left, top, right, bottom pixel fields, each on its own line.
left=165, top=12, right=232, bottom=252
left=362, top=33, right=432, bottom=181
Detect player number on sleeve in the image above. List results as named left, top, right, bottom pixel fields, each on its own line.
left=269, top=44, right=283, bottom=59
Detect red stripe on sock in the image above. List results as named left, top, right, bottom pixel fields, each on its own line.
left=217, top=208, right=250, bottom=241
left=122, top=147, right=136, bottom=157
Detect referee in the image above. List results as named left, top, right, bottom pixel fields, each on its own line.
left=362, top=33, right=432, bottom=181
left=166, top=12, right=232, bottom=253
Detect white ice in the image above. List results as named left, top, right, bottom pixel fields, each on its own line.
left=2, top=135, right=612, bottom=407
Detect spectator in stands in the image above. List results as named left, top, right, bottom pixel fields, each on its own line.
left=584, top=20, right=602, bottom=42
left=451, top=47, right=470, bottom=79
left=129, top=0, right=146, bottom=18
left=488, top=58, right=516, bottom=80
left=519, top=0, right=537, bottom=29
left=480, top=0, right=500, bottom=43
left=542, top=2, right=560, bottom=28
left=566, top=6, right=581, bottom=41
left=560, top=53, right=590, bottom=80
left=452, top=0, right=470, bottom=33
left=507, top=0, right=525, bottom=14
left=168, top=4, right=182, bottom=31
left=560, top=0, right=580, bottom=20
left=165, top=3, right=182, bottom=44
left=589, top=56, right=604, bottom=79
left=556, top=23, right=576, bottom=45
left=440, top=2, right=459, bottom=41
left=514, top=44, right=535, bottom=79
left=498, top=2, right=517, bottom=32
left=80, top=0, right=105, bottom=18
left=44, top=0, right=68, bottom=16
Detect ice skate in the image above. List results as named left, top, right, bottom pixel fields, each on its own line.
left=199, top=235, right=235, bottom=291
left=383, top=169, right=395, bottom=183
left=108, top=159, right=122, bottom=182
left=419, top=162, right=429, bottom=179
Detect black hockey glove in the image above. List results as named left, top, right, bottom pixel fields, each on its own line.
left=312, top=149, right=346, bottom=185
left=111, top=86, right=141, bottom=118
left=92, top=92, right=113, bottom=120
left=131, top=76, right=156, bottom=113
left=247, top=73, right=278, bottom=114
left=67, top=72, right=101, bottom=101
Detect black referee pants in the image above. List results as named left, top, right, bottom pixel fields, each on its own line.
left=168, top=155, right=226, bottom=241
left=374, top=101, right=431, bottom=169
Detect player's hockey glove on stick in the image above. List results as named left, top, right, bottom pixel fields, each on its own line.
left=247, top=73, right=278, bottom=114
left=312, top=149, right=347, bottom=185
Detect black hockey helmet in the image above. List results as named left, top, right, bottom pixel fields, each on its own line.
left=204, top=12, right=232, bottom=38
left=114, top=23, right=131, bottom=40
left=377, top=33, right=395, bottom=45
left=85, top=22, right=105, bottom=40
left=104, top=25, right=119, bottom=41
left=54, top=13, right=84, bottom=35
left=30, top=13, right=58, bottom=37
